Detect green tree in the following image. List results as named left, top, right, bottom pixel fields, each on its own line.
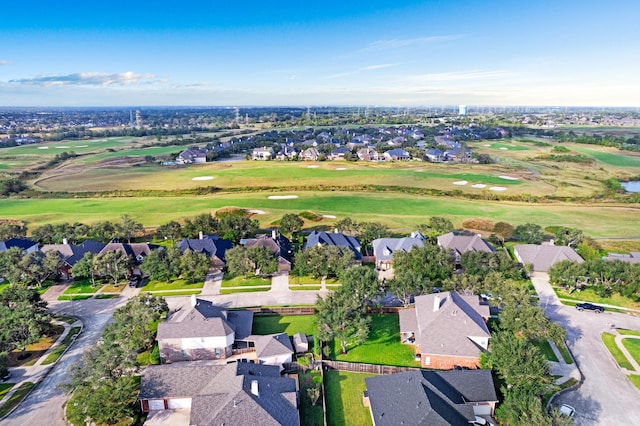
left=182, top=213, right=218, bottom=238
left=94, top=250, right=130, bottom=286
left=218, top=216, right=259, bottom=243
left=72, top=253, right=97, bottom=287
left=0, top=286, right=51, bottom=355
left=117, top=214, right=144, bottom=243
left=23, top=250, right=62, bottom=287
left=87, top=221, right=117, bottom=243
left=0, top=220, right=27, bottom=240
left=142, top=249, right=173, bottom=282
left=358, top=222, right=389, bottom=255
left=554, top=227, right=584, bottom=248
left=179, top=249, right=210, bottom=283
left=339, top=266, right=380, bottom=306
left=388, top=270, right=429, bottom=307
left=493, top=221, right=515, bottom=245
left=515, top=223, right=545, bottom=244
left=279, top=214, right=304, bottom=236
left=316, top=291, right=370, bottom=354
left=249, top=246, right=278, bottom=276
left=0, top=247, right=25, bottom=285
left=334, top=217, right=359, bottom=236
left=156, top=220, right=182, bottom=245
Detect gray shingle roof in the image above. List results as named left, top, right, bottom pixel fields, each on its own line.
left=604, top=252, right=640, bottom=264
left=402, top=292, right=490, bottom=358
left=305, top=231, right=362, bottom=260
left=372, top=237, right=424, bottom=262
left=252, top=333, right=294, bottom=359
left=514, top=244, right=584, bottom=272
left=0, top=238, right=38, bottom=252
left=437, top=232, right=495, bottom=256
left=157, top=299, right=253, bottom=340
left=140, top=361, right=299, bottom=426
left=365, top=369, right=497, bottom=426
left=41, top=240, right=105, bottom=266
left=178, top=235, right=233, bottom=262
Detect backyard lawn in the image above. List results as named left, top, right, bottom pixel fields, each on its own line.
left=299, top=371, right=324, bottom=426
left=324, top=370, right=376, bottom=426
left=602, top=332, right=633, bottom=370
left=622, top=338, right=640, bottom=365
left=331, top=314, right=420, bottom=368
left=252, top=315, right=316, bottom=336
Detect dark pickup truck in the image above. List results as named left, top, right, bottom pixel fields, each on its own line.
left=576, top=302, right=604, bottom=313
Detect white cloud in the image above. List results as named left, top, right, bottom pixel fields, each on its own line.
left=321, top=63, right=399, bottom=80
left=0, top=61, right=11, bottom=66
left=408, top=70, right=511, bottom=82
left=355, top=35, right=463, bottom=53
left=8, top=71, right=160, bottom=87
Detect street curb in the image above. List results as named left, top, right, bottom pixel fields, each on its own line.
left=0, top=317, right=84, bottom=422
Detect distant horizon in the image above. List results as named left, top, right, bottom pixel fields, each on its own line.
left=1, top=1, right=639, bottom=107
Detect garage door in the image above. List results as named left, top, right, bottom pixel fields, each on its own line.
left=167, top=398, right=191, bottom=409
left=148, top=399, right=165, bottom=411
left=473, top=404, right=491, bottom=416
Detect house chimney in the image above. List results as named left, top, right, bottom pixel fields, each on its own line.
left=433, top=296, right=441, bottom=312
left=191, top=294, right=197, bottom=307
left=251, top=380, right=259, bottom=397
left=199, top=231, right=204, bottom=240
left=272, top=230, right=277, bottom=240
left=63, top=238, right=68, bottom=245
left=334, top=228, right=338, bottom=234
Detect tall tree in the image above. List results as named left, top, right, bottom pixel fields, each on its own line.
left=94, top=250, right=130, bottom=286
left=493, top=221, right=515, bottom=245
left=249, top=246, right=278, bottom=276
left=182, top=213, right=218, bottom=238
left=179, top=249, right=210, bottom=283
left=0, top=220, right=27, bottom=240
left=0, top=286, right=51, bottom=355
left=87, top=221, right=117, bottom=243
left=316, top=291, right=370, bottom=355
left=515, top=223, right=545, bottom=244
left=23, top=250, right=62, bottom=287
left=334, top=217, right=359, bottom=236
left=339, top=266, right=380, bottom=306
left=218, top=216, right=259, bottom=244
left=117, top=214, right=144, bottom=243
left=157, top=220, right=182, bottom=245
left=0, top=247, right=25, bottom=285
left=72, top=252, right=97, bottom=287
left=225, top=246, right=253, bottom=278
left=279, top=214, right=304, bottom=237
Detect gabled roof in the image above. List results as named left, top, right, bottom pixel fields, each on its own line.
left=365, top=369, right=497, bottom=426
left=100, top=242, right=161, bottom=259
left=400, top=292, right=490, bottom=358
left=177, top=148, right=207, bottom=161
left=384, top=148, right=410, bottom=158
left=243, top=233, right=293, bottom=263
left=331, top=146, right=350, bottom=155
left=157, top=298, right=253, bottom=340
left=178, top=235, right=233, bottom=262
left=0, top=238, right=38, bottom=252
left=604, top=252, right=640, bottom=264
left=437, top=232, right=495, bottom=256
left=251, top=333, right=294, bottom=359
left=140, top=361, right=299, bottom=426
left=41, top=240, right=105, bottom=266
left=372, top=237, right=424, bottom=262
left=514, top=244, right=584, bottom=272
left=305, top=231, right=362, bottom=260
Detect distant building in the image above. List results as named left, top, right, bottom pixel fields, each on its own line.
left=177, top=148, right=207, bottom=164
left=459, top=105, right=467, bottom=116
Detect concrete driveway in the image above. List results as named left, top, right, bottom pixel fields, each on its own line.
left=530, top=273, right=640, bottom=426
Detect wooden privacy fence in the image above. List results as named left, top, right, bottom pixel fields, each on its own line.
left=246, top=306, right=316, bottom=315
left=321, top=360, right=421, bottom=375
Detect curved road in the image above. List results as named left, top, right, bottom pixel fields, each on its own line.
left=531, top=273, right=640, bottom=426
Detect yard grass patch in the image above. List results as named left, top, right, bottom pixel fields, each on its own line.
left=142, top=278, right=204, bottom=292
left=252, top=315, right=316, bottom=336
left=221, top=275, right=271, bottom=288
left=0, top=383, right=13, bottom=398
left=331, top=314, right=421, bottom=368
left=602, top=332, right=633, bottom=370
left=618, top=329, right=640, bottom=337
left=628, top=375, right=640, bottom=391
left=289, top=275, right=323, bottom=285
left=324, top=370, right=375, bottom=426
left=220, top=287, right=268, bottom=294
left=58, top=295, right=93, bottom=301
left=534, top=340, right=559, bottom=362
left=63, top=279, right=100, bottom=295
left=143, top=290, right=202, bottom=297
left=622, top=338, right=640, bottom=366
left=0, top=382, right=35, bottom=418
left=556, top=341, right=573, bottom=364
left=299, top=371, right=324, bottom=426
left=290, top=285, right=322, bottom=291
left=42, top=326, right=81, bottom=365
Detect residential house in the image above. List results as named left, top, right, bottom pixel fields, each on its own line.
left=157, top=296, right=254, bottom=363
left=178, top=234, right=233, bottom=268
left=250, top=333, right=294, bottom=367
left=176, top=148, right=207, bottom=164
left=425, top=148, right=444, bottom=162
left=0, top=238, right=39, bottom=254
left=301, top=147, right=320, bottom=161
left=41, top=239, right=105, bottom=280
left=139, top=361, right=299, bottom=426
left=100, top=241, right=162, bottom=276
left=305, top=231, right=362, bottom=261
left=328, top=146, right=350, bottom=160
left=444, top=144, right=472, bottom=162
left=399, top=291, right=490, bottom=369
left=275, top=145, right=297, bottom=161
left=242, top=231, right=293, bottom=272
left=437, top=232, right=495, bottom=264
left=603, top=252, right=640, bottom=264
left=513, top=244, right=584, bottom=272
left=357, top=147, right=379, bottom=161
left=363, top=369, right=497, bottom=425
left=372, top=237, right=424, bottom=271
left=252, top=146, right=273, bottom=161
left=383, top=148, right=411, bottom=161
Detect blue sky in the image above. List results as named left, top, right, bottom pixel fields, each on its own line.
left=1, top=0, right=638, bottom=106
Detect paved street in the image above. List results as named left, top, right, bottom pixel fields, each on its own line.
left=531, top=273, right=640, bottom=426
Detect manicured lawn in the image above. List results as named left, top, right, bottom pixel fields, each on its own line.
left=56, top=316, right=78, bottom=324
left=142, top=278, right=203, bottom=292
left=554, top=287, right=640, bottom=311
left=602, top=332, right=633, bottom=370
left=0, top=282, right=11, bottom=294
left=571, top=146, right=640, bottom=168
left=0, top=382, right=35, bottom=418
left=220, top=287, right=269, bottom=294
left=252, top=315, right=316, bottom=336
left=221, top=275, right=271, bottom=288
left=556, top=341, right=574, bottom=364
left=330, top=315, right=421, bottom=368
left=629, top=375, right=640, bottom=391
left=324, top=370, right=375, bottom=426
left=63, top=279, right=99, bottom=295
left=100, top=283, right=126, bottom=293
left=7, top=324, right=65, bottom=367
left=622, top=338, right=640, bottom=366
left=618, top=329, right=640, bottom=337
left=534, top=340, right=559, bottom=362
left=0, top=383, right=13, bottom=398
left=42, top=326, right=82, bottom=365
left=290, top=285, right=322, bottom=291
left=144, top=290, right=202, bottom=297
left=290, top=275, right=323, bottom=285
left=299, top=371, right=324, bottom=426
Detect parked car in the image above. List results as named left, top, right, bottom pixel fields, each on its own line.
left=128, top=276, right=142, bottom=288
left=558, top=404, right=576, bottom=418
left=576, top=302, right=604, bottom=313
left=1, top=371, right=11, bottom=382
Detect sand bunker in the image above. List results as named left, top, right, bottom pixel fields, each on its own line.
left=307, top=165, right=319, bottom=168
left=335, top=168, right=346, bottom=170
left=498, top=175, right=519, bottom=181
left=453, top=181, right=468, bottom=186
left=268, top=195, right=299, bottom=200
left=248, top=209, right=266, bottom=214
left=56, top=145, right=71, bottom=148
left=38, top=146, right=49, bottom=149
left=323, top=215, right=337, bottom=219
left=483, top=144, right=491, bottom=147
left=74, top=145, right=88, bottom=148
left=192, top=176, right=214, bottom=181
left=489, top=186, right=507, bottom=191
left=471, top=184, right=487, bottom=188
left=499, top=147, right=508, bottom=150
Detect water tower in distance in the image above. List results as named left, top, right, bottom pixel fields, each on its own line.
left=458, top=105, right=467, bottom=116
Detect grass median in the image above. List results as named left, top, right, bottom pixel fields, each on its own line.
left=602, top=332, right=633, bottom=370
left=0, top=382, right=35, bottom=418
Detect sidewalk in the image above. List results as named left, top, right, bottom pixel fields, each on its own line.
left=0, top=318, right=82, bottom=412
left=612, top=331, right=640, bottom=374
left=547, top=339, right=581, bottom=386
